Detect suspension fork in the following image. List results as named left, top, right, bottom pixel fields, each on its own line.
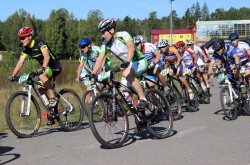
left=21, top=85, right=32, bottom=115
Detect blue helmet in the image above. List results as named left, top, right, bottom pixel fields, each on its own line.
left=79, top=38, right=91, bottom=48
left=228, top=33, right=239, bottom=41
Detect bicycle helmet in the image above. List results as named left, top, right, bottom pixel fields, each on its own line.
left=186, top=39, right=194, bottom=46
left=97, top=18, right=116, bottom=32
left=228, top=33, right=239, bottom=41
left=78, top=38, right=91, bottom=48
left=133, top=35, right=144, bottom=45
left=157, top=39, right=169, bottom=48
left=175, top=41, right=185, bottom=48
left=212, top=38, right=225, bottom=51
left=17, top=27, right=33, bottom=38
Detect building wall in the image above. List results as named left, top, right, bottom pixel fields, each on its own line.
left=196, top=20, right=250, bottom=44
left=159, top=34, right=193, bottom=45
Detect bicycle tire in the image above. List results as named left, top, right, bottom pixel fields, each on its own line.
left=88, top=92, right=129, bottom=149
left=57, top=88, right=84, bottom=131
left=144, top=88, right=173, bottom=139
left=242, top=87, right=250, bottom=116
left=220, top=86, right=237, bottom=120
left=201, top=90, right=210, bottom=104
left=5, top=91, right=41, bottom=138
left=166, top=84, right=182, bottom=120
left=82, top=90, right=96, bottom=118
left=186, top=86, right=199, bottom=112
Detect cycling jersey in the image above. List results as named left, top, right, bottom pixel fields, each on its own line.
left=227, top=42, right=249, bottom=63
left=80, top=46, right=112, bottom=76
left=20, top=39, right=61, bottom=77
left=141, top=42, right=164, bottom=69
left=163, top=46, right=179, bottom=64
left=182, top=47, right=194, bottom=66
left=193, top=45, right=205, bottom=66
left=100, top=31, right=144, bottom=62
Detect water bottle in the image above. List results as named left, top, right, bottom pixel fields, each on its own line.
left=123, top=91, right=132, bottom=104
left=38, top=86, right=49, bottom=106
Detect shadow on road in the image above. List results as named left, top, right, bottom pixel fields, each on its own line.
left=0, top=146, right=21, bottom=165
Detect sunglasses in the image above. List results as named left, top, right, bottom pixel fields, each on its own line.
left=80, top=45, right=88, bottom=49
left=19, top=36, right=29, bottom=41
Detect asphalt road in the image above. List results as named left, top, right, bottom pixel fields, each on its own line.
left=1, top=78, right=250, bottom=165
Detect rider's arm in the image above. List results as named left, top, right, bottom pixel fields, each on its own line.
left=192, top=52, right=198, bottom=64
left=233, top=53, right=239, bottom=65
left=77, top=62, right=84, bottom=78
left=200, top=49, right=208, bottom=62
left=208, top=60, right=215, bottom=74
left=12, top=56, right=25, bottom=76
left=126, top=40, right=135, bottom=62
left=153, top=50, right=161, bottom=64
left=41, top=49, right=50, bottom=68
left=175, top=51, right=182, bottom=66
left=93, top=54, right=105, bottom=74
left=83, top=61, right=93, bottom=73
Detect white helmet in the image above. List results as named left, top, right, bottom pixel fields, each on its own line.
left=157, top=39, right=169, bottom=48
left=133, top=35, right=144, bottom=45
left=186, top=39, right=194, bottom=46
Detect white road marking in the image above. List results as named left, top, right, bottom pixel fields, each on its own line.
left=175, top=126, right=206, bottom=138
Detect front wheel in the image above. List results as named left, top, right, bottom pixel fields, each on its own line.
left=57, top=88, right=84, bottom=131
left=88, top=92, right=129, bottom=149
left=220, top=86, right=237, bottom=120
left=82, top=90, right=97, bottom=119
left=186, top=86, right=199, bottom=112
left=5, top=91, right=41, bottom=138
left=144, top=88, right=173, bottom=139
left=242, top=88, right=250, bottom=116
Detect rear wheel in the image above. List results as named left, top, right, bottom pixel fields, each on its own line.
left=186, top=86, right=199, bottom=112
left=5, top=91, right=41, bottom=138
left=57, top=88, right=84, bottom=131
left=166, top=84, right=182, bottom=120
left=144, top=88, right=173, bottom=139
left=88, top=93, right=129, bottom=149
left=220, top=86, right=237, bottom=120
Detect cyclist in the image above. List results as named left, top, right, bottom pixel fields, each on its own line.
left=92, top=18, right=148, bottom=114
left=75, top=38, right=112, bottom=90
left=133, top=35, right=169, bottom=93
left=208, top=38, right=239, bottom=80
left=194, top=43, right=210, bottom=89
left=180, top=39, right=207, bottom=92
left=169, top=40, right=194, bottom=99
left=228, top=33, right=250, bottom=92
left=9, top=26, right=62, bottom=125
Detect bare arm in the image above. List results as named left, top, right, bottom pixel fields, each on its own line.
left=77, top=62, right=84, bottom=78
left=12, top=56, right=25, bottom=76
left=41, top=49, right=50, bottom=68
left=92, top=54, right=105, bottom=74
left=126, top=40, right=135, bottom=62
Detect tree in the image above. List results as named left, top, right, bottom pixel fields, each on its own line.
left=201, top=2, right=210, bottom=21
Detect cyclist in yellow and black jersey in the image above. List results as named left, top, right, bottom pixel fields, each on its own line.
left=9, top=27, right=62, bottom=125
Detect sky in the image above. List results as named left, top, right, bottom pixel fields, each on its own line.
left=0, top=0, right=249, bottom=21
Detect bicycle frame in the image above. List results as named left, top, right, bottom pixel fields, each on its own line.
left=19, top=73, right=73, bottom=117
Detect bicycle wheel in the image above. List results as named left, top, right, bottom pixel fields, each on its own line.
left=57, top=88, right=84, bottom=131
left=242, top=88, right=250, bottom=116
left=88, top=92, right=129, bottom=149
left=201, top=90, right=210, bottom=104
left=220, top=86, right=237, bottom=120
left=5, top=91, right=41, bottom=138
left=144, top=88, right=173, bottom=139
left=186, top=86, right=199, bottom=112
left=166, top=84, right=182, bottom=120
left=82, top=90, right=97, bottom=118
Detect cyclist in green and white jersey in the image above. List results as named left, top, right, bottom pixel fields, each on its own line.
left=92, top=18, right=148, bottom=109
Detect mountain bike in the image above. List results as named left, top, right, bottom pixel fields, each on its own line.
left=88, top=67, right=173, bottom=148
left=139, top=73, right=182, bottom=120
left=161, top=68, right=200, bottom=112
left=80, top=73, right=111, bottom=120
left=216, top=69, right=250, bottom=120
left=5, top=72, right=84, bottom=138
